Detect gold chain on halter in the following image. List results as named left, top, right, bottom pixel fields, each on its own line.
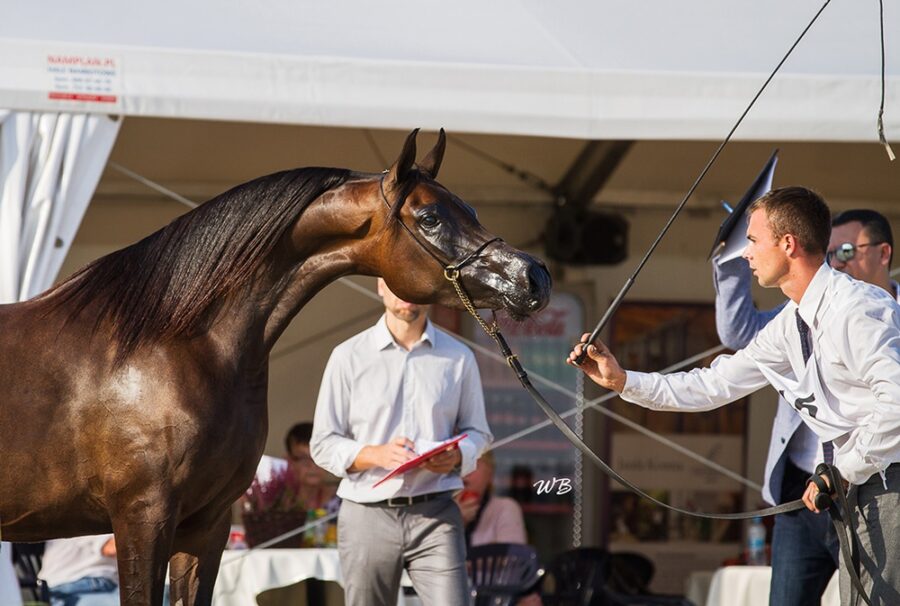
left=444, top=268, right=519, bottom=369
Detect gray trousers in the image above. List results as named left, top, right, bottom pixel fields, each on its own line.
left=840, top=464, right=900, bottom=606
left=338, top=496, right=470, bottom=606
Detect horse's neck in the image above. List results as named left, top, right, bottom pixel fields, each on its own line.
left=207, top=255, right=354, bottom=364
left=266, top=254, right=358, bottom=351
left=213, top=187, right=379, bottom=361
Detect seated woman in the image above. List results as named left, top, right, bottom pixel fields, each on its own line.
left=456, top=450, right=527, bottom=547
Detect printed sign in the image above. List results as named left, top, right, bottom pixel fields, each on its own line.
left=46, top=54, right=120, bottom=104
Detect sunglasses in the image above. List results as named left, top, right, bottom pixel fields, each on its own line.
left=826, top=241, right=884, bottom=265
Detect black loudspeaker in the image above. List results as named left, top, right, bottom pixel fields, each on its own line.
left=544, top=208, right=628, bottom=265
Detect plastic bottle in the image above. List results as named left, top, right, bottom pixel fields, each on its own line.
left=313, top=508, right=328, bottom=547
left=746, top=517, right=767, bottom=565
left=302, top=509, right=318, bottom=548
left=227, top=525, right=248, bottom=550
left=325, top=519, right=338, bottom=548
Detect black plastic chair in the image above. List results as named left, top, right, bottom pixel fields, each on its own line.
left=543, top=547, right=695, bottom=606
left=607, top=552, right=655, bottom=596
left=11, top=542, right=50, bottom=604
left=542, top=547, right=609, bottom=606
left=466, top=542, right=544, bottom=606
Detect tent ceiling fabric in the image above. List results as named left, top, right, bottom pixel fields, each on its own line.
left=1, top=0, right=897, bottom=141
left=94, top=119, right=900, bottom=216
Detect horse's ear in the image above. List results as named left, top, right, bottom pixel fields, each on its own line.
left=419, top=128, right=446, bottom=179
left=385, top=128, right=419, bottom=191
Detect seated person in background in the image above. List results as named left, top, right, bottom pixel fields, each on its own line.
left=38, top=534, right=117, bottom=606
left=285, top=421, right=339, bottom=511
left=245, top=422, right=339, bottom=511
left=457, top=451, right=542, bottom=605
left=455, top=450, right=527, bottom=547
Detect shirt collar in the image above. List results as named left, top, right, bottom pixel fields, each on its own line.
left=373, top=314, right=435, bottom=351
left=796, top=263, right=831, bottom=328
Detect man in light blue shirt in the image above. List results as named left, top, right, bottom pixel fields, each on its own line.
left=713, top=208, right=896, bottom=606
left=311, top=278, right=492, bottom=606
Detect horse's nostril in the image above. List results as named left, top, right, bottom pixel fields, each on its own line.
left=527, top=263, right=551, bottom=297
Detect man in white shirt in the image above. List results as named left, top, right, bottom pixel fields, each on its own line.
left=712, top=207, right=897, bottom=606
left=311, top=278, right=492, bottom=606
left=38, top=535, right=118, bottom=606
left=569, top=187, right=900, bottom=605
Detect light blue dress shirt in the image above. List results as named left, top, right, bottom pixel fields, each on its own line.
left=311, top=315, right=492, bottom=503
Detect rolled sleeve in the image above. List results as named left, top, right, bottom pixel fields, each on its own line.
left=310, top=349, right=365, bottom=479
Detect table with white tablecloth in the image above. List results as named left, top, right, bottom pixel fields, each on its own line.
left=212, top=548, right=411, bottom=606
left=703, top=566, right=839, bottom=606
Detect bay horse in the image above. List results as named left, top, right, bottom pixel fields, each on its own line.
left=0, top=129, right=551, bottom=605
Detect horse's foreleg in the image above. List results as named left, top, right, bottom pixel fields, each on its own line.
left=169, top=508, right=231, bottom=606
left=110, top=498, right=177, bottom=606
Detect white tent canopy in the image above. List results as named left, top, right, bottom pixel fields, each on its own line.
left=1, top=0, right=897, bottom=141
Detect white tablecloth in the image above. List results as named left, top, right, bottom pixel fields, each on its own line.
left=704, top=566, right=839, bottom=606
left=212, top=548, right=410, bottom=606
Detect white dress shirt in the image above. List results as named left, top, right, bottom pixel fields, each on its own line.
left=311, top=315, right=492, bottom=503
left=623, top=265, right=900, bottom=485
left=39, top=534, right=117, bottom=588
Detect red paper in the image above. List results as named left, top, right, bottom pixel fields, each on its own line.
left=372, top=434, right=468, bottom=488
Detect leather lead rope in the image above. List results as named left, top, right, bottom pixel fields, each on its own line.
left=815, top=465, right=872, bottom=606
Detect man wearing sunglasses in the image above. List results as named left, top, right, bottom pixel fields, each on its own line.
left=569, top=188, right=900, bottom=605
left=709, top=207, right=896, bottom=606
left=827, top=210, right=897, bottom=300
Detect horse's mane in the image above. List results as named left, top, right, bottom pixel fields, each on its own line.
left=50, top=167, right=352, bottom=364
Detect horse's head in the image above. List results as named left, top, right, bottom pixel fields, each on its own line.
left=373, top=129, right=551, bottom=319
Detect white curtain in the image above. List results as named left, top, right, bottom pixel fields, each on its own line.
left=0, top=110, right=121, bottom=303
left=0, top=110, right=121, bottom=605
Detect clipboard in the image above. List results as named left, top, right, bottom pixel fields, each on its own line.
left=372, top=434, right=468, bottom=488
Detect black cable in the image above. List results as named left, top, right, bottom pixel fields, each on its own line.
left=446, top=134, right=556, bottom=194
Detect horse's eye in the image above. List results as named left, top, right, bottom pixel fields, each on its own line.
left=420, top=214, right=440, bottom=229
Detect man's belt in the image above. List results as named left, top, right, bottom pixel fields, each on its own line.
left=368, top=491, right=452, bottom=508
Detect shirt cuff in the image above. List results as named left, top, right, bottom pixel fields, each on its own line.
left=621, top=371, right=650, bottom=405
left=334, top=441, right=366, bottom=479
left=457, top=439, right=477, bottom=476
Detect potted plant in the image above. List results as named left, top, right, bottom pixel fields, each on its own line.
left=241, top=464, right=308, bottom=548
